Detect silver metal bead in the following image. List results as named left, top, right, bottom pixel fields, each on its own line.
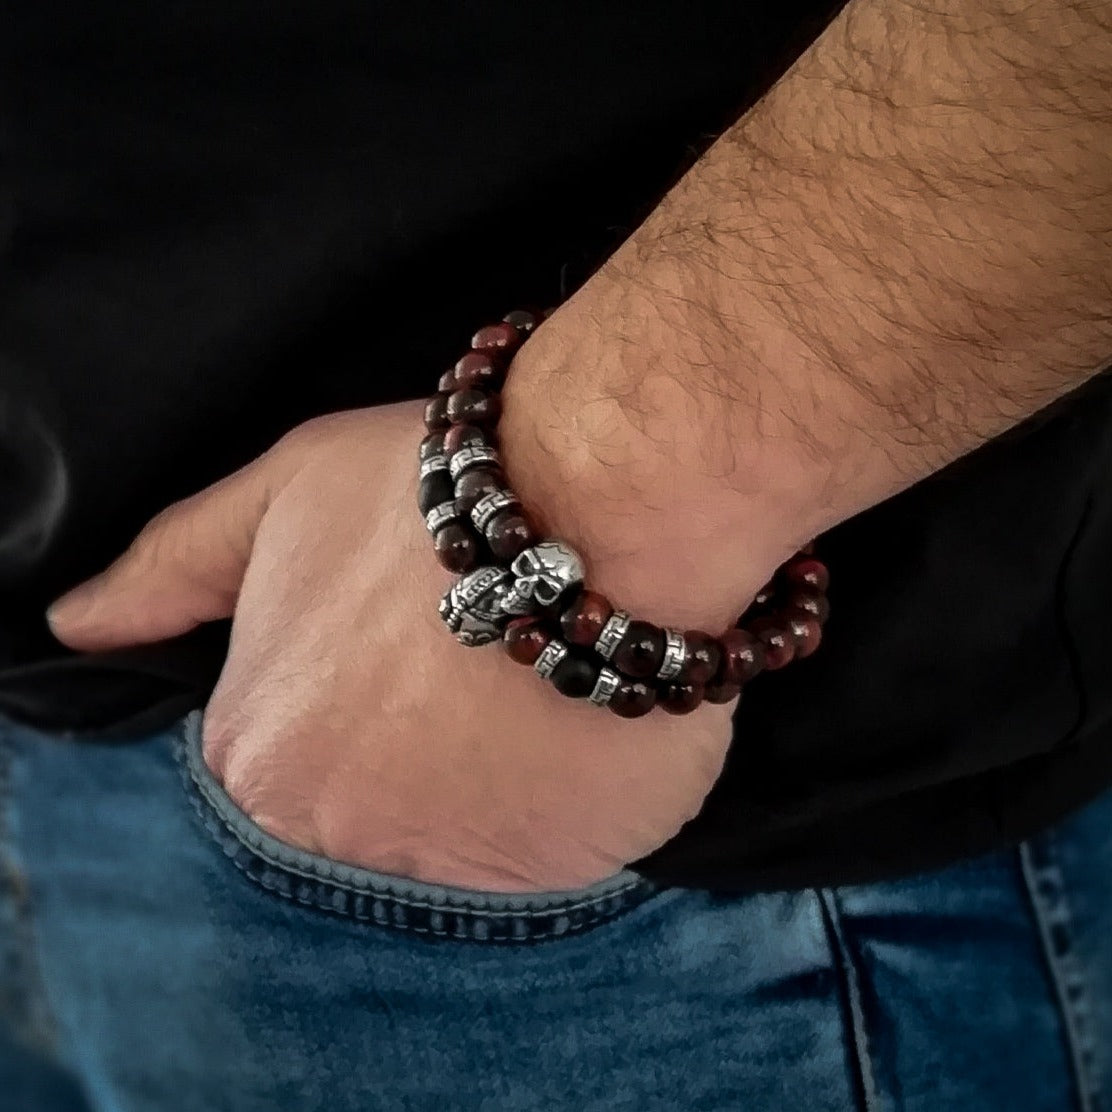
left=499, top=540, right=587, bottom=617
left=657, top=629, right=686, bottom=681
left=594, top=609, right=631, bottom=661
left=534, top=639, right=569, bottom=680
left=470, top=489, right=520, bottom=533
left=424, top=500, right=459, bottom=534
left=438, top=565, right=514, bottom=646
left=588, top=667, right=622, bottom=707
left=449, top=444, right=501, bottom=482
left=419, top=454, right=449, bottom=481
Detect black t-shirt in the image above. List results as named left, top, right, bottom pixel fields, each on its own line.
left=3, top=0, right=1111, bottom=893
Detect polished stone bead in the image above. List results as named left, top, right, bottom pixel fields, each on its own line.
left=454, top=467, right=506, bottom=515
left=782, top=555, right=830, bottom=594
left=471, top=321, right=522, bottom=354
left=788, top=617, right=823, bottom=659
left=447, top=388, right=501, bottom=428
left=423, top=392, right=452, bottom=432
left=612, top=621, right=666, bottom=679
left=502, top=308, right=540, bottom=335
left=716, top=629, right=767, bottom=686
left=433, top=524, right=480, bottom=574
left=453, top=351, right=503, bottom=390
left=608, top=679, right=657, bottom=719
left=747, top=616, right=796, bottom=670
left=443, top=423, right=489, bottom=455
left=419, top=431, right=446, bottom=463
left=550, top=653, right=601, bottom=698
left=503, top=617, right=551, bottom=666
left=437, top=368, right=458, bottom=392
left=703, top=680, right=743, bottom=705
left=658, top=681, right=705, bottom=715
left=486, top=508, right=535, bottom=562
left=417, top=470, right=454, bottom=515
left=680, top=630, right=722, bottom=685
left=783, top=590, right=831, bottom=625
left=559, top=589, right=614, bottom=648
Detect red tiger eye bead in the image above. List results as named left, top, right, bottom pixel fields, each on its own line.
left=787, top=617, right=823, bottom=659
left=486, top=509, right=535, bottom=562
left=747, top=616, right=796, bottom=670
left=716, top=629, right=766, bottom=686
left=447, top=388, right=501, bottom=428
left=503, top=618, right=551, bottom=666
left=471, top=321, right=522, bottom=355
left=453, top=351, right=503, bottom=390
left=433, top=524, right=480, bottom=574
left=681, top=630, right=722, bottom=685
left=443, top=423, right=489, bottom=455
left=703, top=680, right=743, bottom=705
left=454, top=466, right=505, bottom=514
left=782, top=556, right=830, bottom=594
left=783, top=590, right=831, bottom=625
left=424, top=392, right=452, bottom=432
left=613, top=621, right=666, bottom=679
left=659, top=681, right=705, bottom=715
left=608, top=680, right=657, bottom=719
left=559, top=590, right=614, bottom=648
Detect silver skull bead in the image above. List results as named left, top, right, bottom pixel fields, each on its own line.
left=499, top=540, right=586, bottom=617
left=439, top=565, right=514, bottom=646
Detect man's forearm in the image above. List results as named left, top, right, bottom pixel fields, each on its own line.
left=500, top=0, right=1112, bottom=631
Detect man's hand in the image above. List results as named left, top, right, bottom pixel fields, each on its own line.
left=43, top=401, right=779, bottom=893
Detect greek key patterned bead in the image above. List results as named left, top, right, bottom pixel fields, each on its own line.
left=534, top=639, right=569, bottom=680
left=449, top=444, right=501, bottom=481
left=594, top=609, right=631, bottom=661
left=419, top=453, right=449, bottom=481
left=471, top=489, right=520, bottom=533
left=656, top=629, right=686, bottom=681
left=588, top=666, right=622, bottom=707
left=425, top=501, right=460, bottom=534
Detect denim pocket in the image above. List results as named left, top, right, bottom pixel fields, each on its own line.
left=175, top=709, right=666, bottom=945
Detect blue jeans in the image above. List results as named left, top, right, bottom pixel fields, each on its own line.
left=1, top=708, right=1109, bottom=1112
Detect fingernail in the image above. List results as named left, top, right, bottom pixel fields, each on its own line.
left=46, top=577, right=103, bottom=630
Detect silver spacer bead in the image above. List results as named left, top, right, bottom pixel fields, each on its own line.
left=419, top=453, right=449, bottom=481
left=424, top=500, right=459, bottom=534
left=534, top=639, right=569, bottom=680
left=656, top=629, right=686, bottom=681
left=449, top=444, right=501, bottom=482
left=594, top=609, right=631, bottom=662
left=471, top=489, right=520, bottom=533
left=588, top=666, right=622, bottom=707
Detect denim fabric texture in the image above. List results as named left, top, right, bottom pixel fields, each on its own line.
left=1, top=707, right=1110, bottom=1111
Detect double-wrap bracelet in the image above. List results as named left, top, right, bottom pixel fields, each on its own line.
left=418, top=307, right=830, bottom=719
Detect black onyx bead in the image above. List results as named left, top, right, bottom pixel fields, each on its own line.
left=612, top=621, right=666, bottom=680
left=658, top=681, right=705, bottom=716
left=419, top=431, right=446, bottom=463
left=433, top=524, right=480, bottom=573
left=608, top=680, right=657, bottom=718
left=417, top=470, right=454, bottom=515
left=437, top=368, right=457, bottom=393
left=550, top=653, right=601, bottom=699
left=447, top=388, right=502, bottom=428
left=454, top=467, right=506, bottom=515
left=486, top=508, right=536, bottom=562
left=423, top=392, right=452, bottom=432
left=503, top=308, right=540, bottom=335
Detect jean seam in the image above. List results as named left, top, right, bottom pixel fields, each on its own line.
left=1018, top=837, right=1103, bottom=1112
left=818, top=888, right=881, bottom=1112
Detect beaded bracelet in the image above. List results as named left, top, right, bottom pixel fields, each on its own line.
left=418, top=308, right=830, bottom=718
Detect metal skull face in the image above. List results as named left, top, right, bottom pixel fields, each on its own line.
left=499, top=541, right=585, bottom=616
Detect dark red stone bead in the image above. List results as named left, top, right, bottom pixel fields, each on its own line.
left=679, top=630, right=722, bottom=685
left=418, top=470, right=454, bottom=515
left=612, top=621, right=666, bottom=680
left=782, top=555, right=830, bottom=594
left=453, top=351, right=503, bottom=391
left=783, top=590, right=831, bottom=625
left=658, top=681, right=705, bottom=716
left=454, top=466, right=506, bottom=515
left=550, top=653, right=601, bottom=698
left=503, top=618, right=551, bottom=666
left=443, top=423, right=489, bottom=455
left=717, top=629, right=767, bottom=686
left=423, top=392, right=452, bottom=432
left=486, top=508, right=535, bottom=562
left=747, top=616, right=796, bottom=670
left=447, top=388, right=501, bottom=428
left=433, top=524, right=480, bottom=574
left=559, top=589, right=614, bottom=648
left=471, top=321, right=522, bottom=355
left=419, top=431, right=446, bottom=463
left=608, top=680, right=657, bottom=719
left=703, top=680, right=743, bottom=705
left=502, top=308, right=541, bottom=335
left=437, top=368, right=457, bottom=393
left=787, top=617, right=823, bottom=659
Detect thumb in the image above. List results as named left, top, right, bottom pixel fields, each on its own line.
left=46, top=454, right=281, bottom=652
